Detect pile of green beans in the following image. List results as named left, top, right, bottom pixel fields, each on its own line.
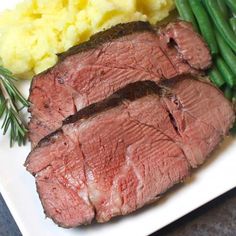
left=176, top=0, right=236, bottom=105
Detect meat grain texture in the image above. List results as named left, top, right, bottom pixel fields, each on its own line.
left=26, top=78, right=235, bottom=228
left=29, top=21, right=212, bottom=146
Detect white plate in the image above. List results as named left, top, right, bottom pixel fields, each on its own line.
left=0, top=1, right=236, bottom=236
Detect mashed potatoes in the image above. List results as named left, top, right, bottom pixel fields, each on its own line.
left=0, top=0, right=175, bottom=79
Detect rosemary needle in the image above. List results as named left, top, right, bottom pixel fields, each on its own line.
left=0, top=66, right=29, bottom=147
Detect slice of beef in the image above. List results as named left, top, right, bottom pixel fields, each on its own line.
left=25, top=78, right=235, bottom=228
left=159, top=21, right=211, bottom=70
left=29, top=21, right=212, bottom=146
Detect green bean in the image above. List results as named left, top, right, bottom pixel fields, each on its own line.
left=230, top=122, right=236, bottom=135
left=188, top=0, right=218, bottom=55
left=223, top=85, right=233, bottom=100
left=233, top=87, right=236, bottom=100
left=233, top=89, right=236, bottom=103
left=215, top=56, right=236, bottom=87
left=175, top=0, right=199, bottom=32
left=215, top=30, right=236, bottom=76
left=229, top=17, right=236, bottom=34
left=217, top=0, right=229, bottom=19
left=208, top=66, right=225, bottom=87
left=204, top=0, right=236, bottom=53
left=225, top=0, right=236, bottom=15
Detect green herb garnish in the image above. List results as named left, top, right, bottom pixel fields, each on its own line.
left=0, top=66, right=29, bottom=147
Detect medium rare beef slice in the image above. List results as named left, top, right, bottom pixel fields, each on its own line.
left=160, top=78, right=235, bottom=167
left=25, top=78, right=234, bottom=227
left=32, top=132, right=95, bottom=227
left=159, top=21, right=211, bottom=70
left=26, top=95, right=190, bottom=227
left=29, top=21, right=212, bottom=146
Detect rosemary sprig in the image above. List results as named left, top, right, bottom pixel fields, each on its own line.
left=0, top=66, right=29, bottom=147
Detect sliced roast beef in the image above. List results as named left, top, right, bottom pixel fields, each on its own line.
left=25, top=78, right=235, bottom=227
left=159, top=21, right=211, bottom=70
left=29, top=21, right=212, bottom=146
